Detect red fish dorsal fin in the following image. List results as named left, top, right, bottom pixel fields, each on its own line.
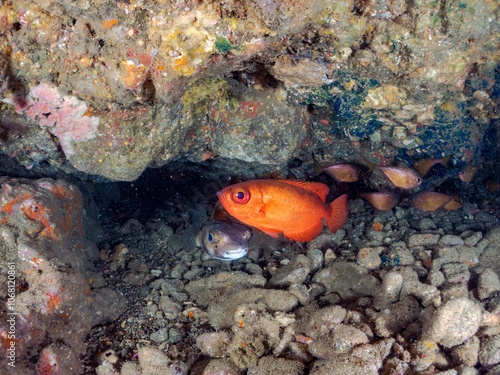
left=279, top=180, right=329, bottom=202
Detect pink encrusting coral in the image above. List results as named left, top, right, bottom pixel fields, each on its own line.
left=23, top=83, right=99, bottom=157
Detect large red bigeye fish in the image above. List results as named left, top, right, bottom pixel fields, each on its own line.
left=217, top=179, right=348, bottom=242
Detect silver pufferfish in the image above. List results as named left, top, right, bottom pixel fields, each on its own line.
left=182, top=205, right=252, bottom=260
left=196, top=221, right=252, bottom=260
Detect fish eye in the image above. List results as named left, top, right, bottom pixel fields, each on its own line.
left=208, top=232, right=214, bottom=242
left=231, top=187, right=250, bottom=204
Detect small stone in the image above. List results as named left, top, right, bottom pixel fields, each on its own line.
left=456, top=366, right=479, bottom=375
left=372, top=296, right=420, bottom=337
left=410, top=340, right=440, bottom=372
left=435, top=370, right=458, bottom=375
left=418, top=218, right=438, bottom=230
left=245, top=263, right=263, bottom=275
left=269, top=254, right=311, bottom=287
left=427, top=269, right=446, bottom=287
left=374, top=270, right=403, bottom=307
left=356, top=247, right=383, bottom=270
left=168, top=327, right=183, bottom=344
left=478, top=268, right=500, bottom=300
left=138, top=346, right=175, bottom=375
left=307, top=248, right=324, bottom=272
left=304, top=305, right=347, bottom=339
left=251, top=356, right=304, bottom=375
left=451, top=336, right=479, bottom=366
left=159, top=295, right=182, bottom=321
left=308, top=324, right=369, bottom=359
left=373, top=337, right=395, bottom=360
left=144, top=303, right=159, bottom=317
left=351, top=343, right=383, bottom=372
left=408, top=233, right=440, bottom=247
left=202, top=358, right=244, bottom=375
left=196, top=332, right=231, bottom=358
left=120, top=361, right=142, bottom=375
left=422, top=298, right=483, bottom=348
left=479, top=335, right=500, bottom=367
left=150, top=328, right=169, bottom=343
left=382, top=357, right=411, bottom=375
left=310, top=354, right=377, bottom=375
left=324, top=248, right=336, bottom=265
left=464, top=232, right=482, bottom=247
left=312, top=261, right=380, bottom=299
left=439, top=235, right=465, bottom=246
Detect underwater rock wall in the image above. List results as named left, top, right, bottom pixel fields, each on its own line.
left=0, top=0, right=498, bottom=181
left=0, top=178, right=126, bottom=373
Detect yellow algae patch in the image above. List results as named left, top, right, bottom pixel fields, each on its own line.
left=150, top=6, right=218, bottom=77
left=173, top=56, right=196, bottom=76
left=364, top=86, right=407, bottom=110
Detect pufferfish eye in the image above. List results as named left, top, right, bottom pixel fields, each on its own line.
left=208, top=232, right=214, bottom=242
left=231, top=187, right=250, bottom=204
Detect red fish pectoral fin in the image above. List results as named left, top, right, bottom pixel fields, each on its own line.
left=283, top=221, right=324, bottom=242
left=326, top=194, right=348, bottom=234
left=259, top=228, right=281, bottom=238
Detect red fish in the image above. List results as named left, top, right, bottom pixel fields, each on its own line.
left=217, top=179, right=348, bottom=242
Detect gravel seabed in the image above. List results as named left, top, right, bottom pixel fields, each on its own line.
left=85, top=192, right=500, bottom=375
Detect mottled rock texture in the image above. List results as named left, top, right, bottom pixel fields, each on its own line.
left=0, top=177, right=125, bottom=372
left=0, top=0, right=498, bottom=181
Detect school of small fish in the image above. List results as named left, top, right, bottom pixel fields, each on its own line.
left=324, top=155, right=475, bottom=213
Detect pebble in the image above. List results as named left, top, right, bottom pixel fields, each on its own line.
left=375, top=270, right=403, bottom=307
left=382, top=357, right=411, bottom=375
left=409, top=340, right=440, bottom=371
left=422, top=298, right=483, bottom=348
left=168, top=327, right=183, bottom=344
left=310, top=354, right=377, bottom=375
left=159, top=295, right=182, bottom=321
left=356, top=247, right=383, bottom=270
left=351, top=343, right=383, bottom=372
left=371, top=296, right=420, bottom=337
left=269, top=254, right=311, bottom=287
left=427, top=269, right=446, bottom=287
left=464, top=232, right=482, bottom=247
left=439, top=235, right=465, bottom=246
left=479, top=335, right=500, bottom=367
left=408, top=233, right=440, bottom=247
left=312, top=261, right=380, bottom=299
left=202, top=358, right=244, bottom=375
left=418, top=218, right=438, bottom=230
left=307, top=248, right=324, bottom=272
left=249, top=356, right=304, bottom=375
left=150, top=328, right=169, bottom=343
left=304, top=305, right=347, bottom=339
left=451, top=336, right=479, bottom=366
left=196, top=332, right=231, bottom=358
left=120, top=361, right=142, bottom=375
left=308, top=324, right=369, bottom=358
left=477, top=268, right=500, bottom=300
left=138, top=346, right=184, bottom=375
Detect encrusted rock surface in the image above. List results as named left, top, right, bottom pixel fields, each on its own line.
left=0, top=0, right=498, bottom=181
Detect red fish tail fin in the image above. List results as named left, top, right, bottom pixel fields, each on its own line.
left=326, top=194, right=348, bottom=234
